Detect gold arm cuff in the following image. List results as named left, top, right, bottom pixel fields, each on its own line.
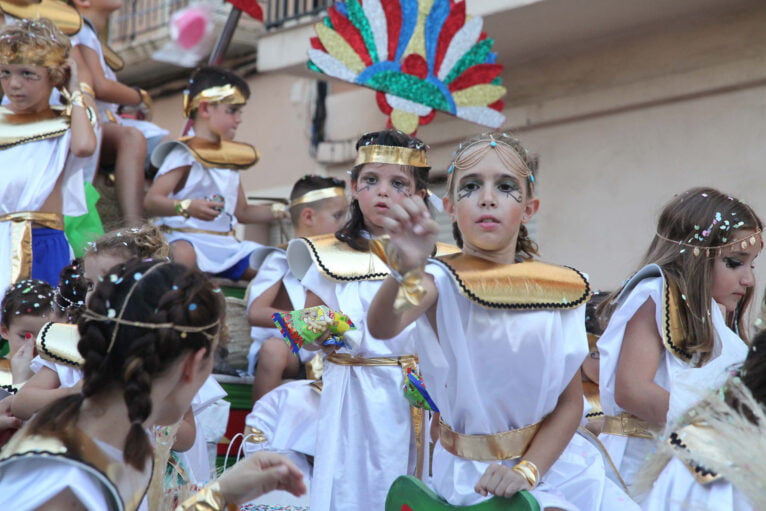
left=175, top=481, right=237, bottom=511
left=289, top=187, right=346, bottom=208
left=354, top=144, right=429, bottom=168
left=159, top=225, right=236, bottom=238
left=244, top=426, right=267, bottom=444
left=0, top=211, right=63, bottom=283
left=512, top=459, right=539, bottom=489
left=601, top=412, right=655, bottom=439
left=136, top=87, right=152, bottom=109
left=79, top=82, right=95, bottom=97
left=439, top=418, right=541, bottom=462
left=369, top=235, right=426, bottom=312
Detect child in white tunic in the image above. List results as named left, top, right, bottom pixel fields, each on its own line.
left=597, top=187, right=761, bottom=510
left=248, top=175, right=347, bottom=398
left=0, top=260, right=306, bottom=510
left=368, top=132, right=638, bottom=510
left=0, top=19, right=96, bottom=317
left=286, top=130, right=444, bottom=511
left=146, top=67, right=277, bottom=281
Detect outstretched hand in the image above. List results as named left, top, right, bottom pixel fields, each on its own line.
left=380, top=196, right=440, bottom=272
left=217, top=451, right=307, bottom=505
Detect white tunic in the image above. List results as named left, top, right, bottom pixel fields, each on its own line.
left=246, top=247, right=313, bottom=373
left=0, top=130, right=78, bottom=324
left=598, top=265, right=749, bottom=509
left=417, top=260, right=639, bottom=510
left=291, top=252, right=419, bottom=511
left=152, top=146, right=261, bottom=274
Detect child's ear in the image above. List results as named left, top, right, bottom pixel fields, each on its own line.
left=415, top=188, right=427, bottom=200
left=442, top=195, right=455, bottom=219
left=196, top=101, right=211, bottom=118
left=349, top=179, right=359, bottom=199
left=522, top=197, right=540, bottom=224
left=300, top=207, right=315, bottom=227
left=0, top=325, right=8, bottom=341
left=71, top=0, right=90, bottom=8
left=181, top=347, right=208, bottom=383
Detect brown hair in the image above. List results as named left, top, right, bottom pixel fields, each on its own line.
left=85, top=224, right=169, bottom=262
left=26, top=260, right=223, bottom=470
left=289, top=174, right=346, bottom=225
left=446, top=132, right=538, bottom=260
left=601, top=187, right=762, bottom=365
left=1, top=279, right=55, bottom=328
left=336, top=130, right=430, bottom=251
left=0, top=19, right=70, bottom=87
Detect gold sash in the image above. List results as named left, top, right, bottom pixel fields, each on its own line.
left=436, top=254, right=590, bottom=310
left=159, top=225, right=235, bottom=238
left=0, top=211, right=63, bottom=284
left=326, top=352, right=427, bottom=479
left=601, top=412, right=655, bottom=439
left=439, top=419, right=541, bottom=462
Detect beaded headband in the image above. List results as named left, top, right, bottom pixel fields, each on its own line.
left=354, top=144, right=429, bottom=169
left=289, top=186, right=346, bottom=208
left=182, top=84, right=247, bottom=118
left=655, top=229, right=763, bottom=257
left=81, top=262, right=220, bottom=353
left=447, top=134, right=535, bottom=193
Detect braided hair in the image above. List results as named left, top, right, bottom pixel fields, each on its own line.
left=27, top=260, right=224, bottom=470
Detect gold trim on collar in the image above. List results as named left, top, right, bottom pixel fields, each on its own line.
left=0, top=0, right=82, bottom=35
left=183, top=84, right=246, bottom=118
left=436, top=254, right=590, bottom=310
left=289, top=187, right=345, bottom=208
left=101, top=41, right=124, bottom=71
left=354, top=144, right=429, bottom=168
left=667, top=423, right=723, bottom=484
left=36, top=322, right=84, bottom=368
left=292, top=234, right=390, bottom=282
left=661, top=276, right=693, bottom=362
left=0, top=106, right=69, bottom=149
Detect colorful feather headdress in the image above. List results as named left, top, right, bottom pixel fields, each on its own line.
left=307, top=0, right=507, bottom=134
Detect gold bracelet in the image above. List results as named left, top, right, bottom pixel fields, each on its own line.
left=369, top=235, right=426, bottom=311
left=69, top=90, right=85, bottom=109
left=175, top=199, right=192, bottom=219
left=271, top=202, right=289, bottom=220
left=512, top=459, right=540, bottom=489
left=135, top=87, right=152, bottom=109
left=79, top=82, right=95, bottom=97
left=174, top=481, right=238, bottom=511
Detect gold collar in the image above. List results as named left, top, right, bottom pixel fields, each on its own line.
left=436, top=254, right=590, bottom=310
left=0, top=424, right=152, bottom=510
left=36, top=322, right=84, bottom=368
left=0, top=106, right=69, bottom=149
left=0, top=0, right=82, bottom=35
left=151, top=136, right=259, bottom=170
left=667, top=422, right=723, bottom=484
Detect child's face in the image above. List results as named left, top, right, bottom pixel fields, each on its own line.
left=351, top=163, right=424, bottom=236
left=0, top=64, right=53, bottom=114
left=83, top=251, right=128, bottom=305
left=1, top=314, right=49, bottom=358
left=206, top=102, right=244, bottom=141
left=444, top=149, right=539, bottom=260
left=303, top=196, right=349, bottom=236
left=711, top=230, right=760, bottom=313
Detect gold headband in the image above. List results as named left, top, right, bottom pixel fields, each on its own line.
left=183, top=84, right=247, bottom=118
left=354, top=145, right=429, bottom=168
left=289, top=186, right=346, bottom=208
left=655, top=229, right=763, bottom=257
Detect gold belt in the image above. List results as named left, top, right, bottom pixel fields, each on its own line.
left=159, top=224, right=236, bottom=237
left=0, top=211, right=64, bottom=283
left=439, top=419, right=541, bottom=462
left=601, top=412, right=654, bottom=439
left=326, top=352, right=426, bottom=479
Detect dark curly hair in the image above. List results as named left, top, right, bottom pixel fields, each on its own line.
left=27, top=260, right=224, bottom=470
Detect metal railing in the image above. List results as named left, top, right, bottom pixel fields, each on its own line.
left=108, top=0, right=191, bottom=50
left=264, top=0, right=331, bottom=29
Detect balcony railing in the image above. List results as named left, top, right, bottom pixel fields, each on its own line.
left=108, top=0, right=195, bottom=51
left=264, top=0, right=331, bottom=29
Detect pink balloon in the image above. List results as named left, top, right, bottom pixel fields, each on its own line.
left=172, top=8, right=208, bottom=49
